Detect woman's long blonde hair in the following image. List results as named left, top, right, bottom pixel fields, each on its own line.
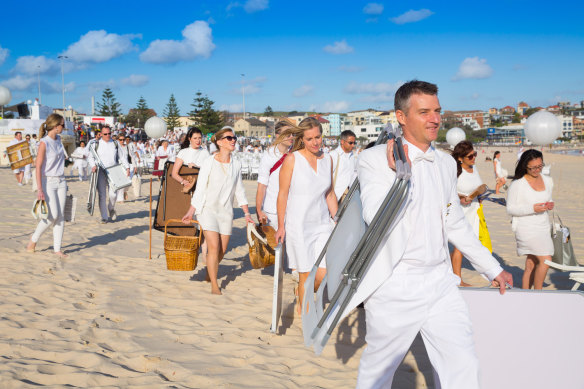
left=39, top=113, right=64, bottom=138
left=272, top=117, right=322, bottom=153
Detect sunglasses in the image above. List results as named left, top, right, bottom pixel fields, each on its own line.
left=465, top=151, right=478, bottom=160
left=221, top=136, right=237, bottom=141
left=102, top=133, right=111, bottom=136
left=346, top=141, right=355, bottom=145
left=527, top=164, right=544, bottom=171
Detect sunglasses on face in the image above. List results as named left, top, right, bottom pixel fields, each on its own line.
left=102, top=133, right=111, bottom=136
left=221, top=136, right=237, bottom=141
left=465, top=151, right=478, bottom=160
left=527, top=164, right=544, bottom=171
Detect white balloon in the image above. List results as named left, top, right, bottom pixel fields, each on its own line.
left=524, top=111, right=562, bottom=146
left=0, top=86, right=11, bottom=106
left=446, top=127, right=466, bottom=147
left=144, top=116, right=167, bottom=139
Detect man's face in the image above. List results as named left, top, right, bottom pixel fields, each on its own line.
left=341, top=136, right=356, bottom=153
left=15, top=133, right=22, bottom=141
left=397, top=93, right=441, bottom=148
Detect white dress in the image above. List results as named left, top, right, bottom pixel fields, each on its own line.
left=285, top=151, right=334, bottom=272
left=494, top=158, right=508, bottom=179
left=457, top=166, right=483, bottom=236
left=506, top=175, right=554, bottom=256
left=191, top=156, right=248, bottom=235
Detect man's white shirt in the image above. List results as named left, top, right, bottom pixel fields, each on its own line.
left=257, top=146, right=284, bottom=214
left=88, top=139, right=129, bottom=169
left=330, top=146, right=357, bottom=200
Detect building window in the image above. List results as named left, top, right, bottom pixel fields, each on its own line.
left=361, top=128, right=366, bottom=132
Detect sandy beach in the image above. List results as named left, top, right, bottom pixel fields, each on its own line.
left=1, top=147, right=583, bottom=388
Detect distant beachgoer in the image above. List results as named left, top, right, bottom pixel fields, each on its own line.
left=26, top=114, right=68, bottom=258
left=172, top=127, right=210, bottom=188
left=275, top=117, right=338, bottom=314
left=8, top=132, right=26, bottom=186
left=507, top=149, right=554, bottom=290
left=450, top=140, right=486, bottom=286
left=182, top=126, right=254, bottom=295
left=71, top=141, right=89, bottom=181
left=493, top=151, right=508, bottom=194
left=330, top=130, right=357, bottom=204
left=256, top=121, right=294, bottom=228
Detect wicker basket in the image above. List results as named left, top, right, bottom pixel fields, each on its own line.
left=248, top=223, right=277, bottom=269
left=164, top=219, right=201, bottom=271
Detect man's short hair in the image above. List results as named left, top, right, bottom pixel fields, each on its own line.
left=394, top=80, right=438, bottom=113
left=14, top=131, right=22, bottom=137
left=340, top=130, right=356, bottom=140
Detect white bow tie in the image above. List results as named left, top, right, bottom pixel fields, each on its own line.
left=413, top=151, right=435, bottom=164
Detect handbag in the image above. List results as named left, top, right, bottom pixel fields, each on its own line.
left=132, top=174, right=142, bottom=198
left=551, top=212, right=578, bottom=267
left=247, top=223, right=277, bottom=269
left=477, top=203, right=493, bottom=253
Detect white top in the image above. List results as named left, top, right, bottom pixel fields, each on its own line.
left=506, top=175, right=554, bottom=232
left=494, top=158, right=507, bottom=179
left=88, top=139, right=129, bottom=169
left=330, top=146, right=357, bottom=200
left=191, top=155, right=248, bottom=214
left=176, top=147, right=210, bottom=167
left=71, top=146, right=88, bottom=160
left=257, top=146, right=285, bottom=214
left=40, top=135, right=65, bottom=177
left=457, top=166, right=484, bottom=236
left=156, top=145, right=173, bottom=158
left=401, top=140, right=446, bottom=267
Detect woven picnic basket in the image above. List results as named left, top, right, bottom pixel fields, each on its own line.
left=164, top=219, right=201, bottom=271
left=248, top=223, right=277, bottom=269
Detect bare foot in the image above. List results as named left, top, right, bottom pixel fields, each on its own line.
left=26, top=241, right=36, bottom=253
left=211, top=286, right=222, bottom=295
left=460, top=281, right=472, bottom=287
left=54, top=251, right=68, bottom=258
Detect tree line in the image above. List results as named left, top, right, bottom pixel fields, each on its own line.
left=96, top=88, right=224, bottom=134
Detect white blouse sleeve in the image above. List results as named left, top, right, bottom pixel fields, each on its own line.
left=506, top=179, right=536, bottom=217
left=234, top=162, right=248, bottom=207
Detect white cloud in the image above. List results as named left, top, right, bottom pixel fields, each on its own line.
left=230, top=76, right=266, bottom=95
left=62, top=30, right=140, bottom=63
left=220, top=103, right=243, bottom=112
left=121, top=74, right=150, bottom=87
left=320, top=101, right=350, bottom=113
left=87, top=80, right=117, bottom=93
left=344, top=81, right=401, bottom=95
left=390, top=9, right=434, bottom=24
left=227, top=0, right=269, bottom=13
left=140, top=21, right=215, bottom=64
left=323, top=40, right=354, bottom=55
left=452, top=57, right=494, bottom=81
left=12, top=55, right=60, bottom=75
left=363, top=3, right=384, bottom=15
left=244, top=0, right=268, bottom=13
left=293, top=85, right=314, bottom=97
left=1, top=75, right=74, bottom=94
left=0, top=46, right=9, bottom=66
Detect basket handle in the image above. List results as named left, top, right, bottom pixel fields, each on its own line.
left=164, top=218, right=201, bottom=243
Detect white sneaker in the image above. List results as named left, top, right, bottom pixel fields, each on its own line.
left=109, top=210, right=117, bottom=221
left=17, top=182, right=23, bottom=186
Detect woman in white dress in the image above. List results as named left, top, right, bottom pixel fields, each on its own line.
left=26, top=113, right=68, bottom=258
left=507, top=149, right=554, bottom=289
left=493, top=151, right=508, bottom=194
left=171, top=127, right=210, bottom=187
left=450, top=141, right=485, bottom=286
left=71, top=141, right=89, bottom=181
left=182, top=126, right=254, bottom=295
left=275, top=117, right=338, bottom=314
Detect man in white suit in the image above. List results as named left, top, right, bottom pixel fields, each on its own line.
left=352, top=81, right=513, bottom=388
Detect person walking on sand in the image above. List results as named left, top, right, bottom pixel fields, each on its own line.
left=330, top=130, right=358, bottom=205
left=87, top=125, right=130, bottom=223
left=493, top=151, right=508, bottom=194
left=26, top=114, right=69, bottom=258
left=274, top=117, right=338, bottom=314
left=344, top=81, right=512, bottom=388
left=507, top=149, right=554, bottom=290
left=8, top=131, right=26, bottom=186
left=182, top=126, right=254, bottom=295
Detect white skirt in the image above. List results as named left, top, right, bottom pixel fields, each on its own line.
left=515, top=224, right=554, bottom=256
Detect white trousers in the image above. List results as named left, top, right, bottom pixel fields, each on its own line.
left=24, top=164, right=32, bottom=182
left=73, top=160, right=88, bottom=181
left=32, top=176, right=67, bottom=252
left=357, top=262, right=480, bottom=389
left=97, top=170, right=118, bottom=220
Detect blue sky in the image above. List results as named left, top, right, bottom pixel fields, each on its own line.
left=1, top=1, right=583, bottom=117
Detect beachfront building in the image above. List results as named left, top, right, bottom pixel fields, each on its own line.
left=517, top=102, right=530, bottom=115
left=558, top=115, right=574, bottom=139
left=486, top=124, right=525, bottom=144
left=234, top=118, right=269, bottom=137
left=323, top=113, right=341, bottom=136
left=346, top=109, right=378, bottom=126
left=353, top=122, right=385, bottom=141
left=286, top=113, right=308, bottom=126
left=311, top=116, right=331, bottom=136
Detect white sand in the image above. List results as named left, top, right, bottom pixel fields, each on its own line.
left=0, top=147, right=582, bottom=388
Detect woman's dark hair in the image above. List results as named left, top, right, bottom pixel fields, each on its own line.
left=513, top=149, right=543, bottom=179
left=181, top=127, right=203, bottom=149
left=493, top=151, right=500, bottom=159
left=451, top=140, right=474, bottom=177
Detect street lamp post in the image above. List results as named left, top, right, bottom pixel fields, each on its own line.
left=58, top=55, right=68, bottom=113
left=241, top=73, right=246, bottom=119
